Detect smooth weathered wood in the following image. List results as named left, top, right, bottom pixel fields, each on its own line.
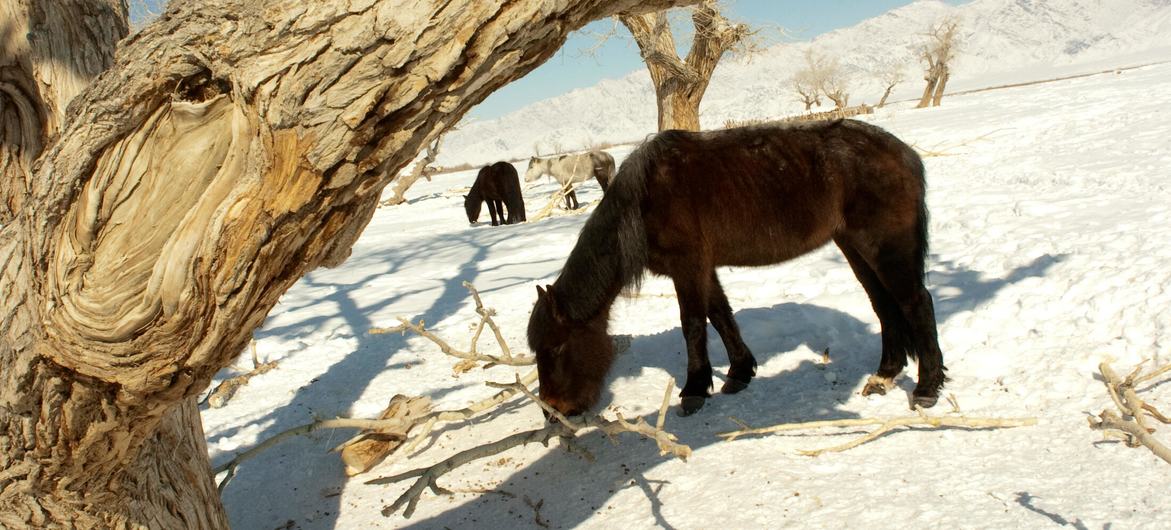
left=0, top=0, right=699, bottom=527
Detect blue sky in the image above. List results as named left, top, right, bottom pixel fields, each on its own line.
left=130, top=1, right=965, bottom=119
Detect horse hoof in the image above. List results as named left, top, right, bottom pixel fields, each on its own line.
left=911, top=393, right=939, bottom=410
left=677, top=396, right=707, bottom=416
left=721, top=378, right=750, bottom=394
left=861, top=375, right=895, bottom=397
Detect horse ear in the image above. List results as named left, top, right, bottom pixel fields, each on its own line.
left=540, top=284, right=566, bottom=322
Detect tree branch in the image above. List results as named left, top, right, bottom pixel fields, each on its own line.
left=372, top=376, right=691, bottom=518
left=1088, top=359, right=1171, bottom=463
left=719, top=409, right=1036, bottom=456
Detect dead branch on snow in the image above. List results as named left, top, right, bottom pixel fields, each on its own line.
left=370, top=376, right=691, bottom=518
left=1088, top=359, right=1171, bottom=464
left=370, top=281, right=533, bottom=372
left=203, top=342, right=279, bottom=408
left=215, top=282, right=535, bottom=491
left=719, top=405, right=1036, bottom=457
left=528, top=179, right=595, bottom=222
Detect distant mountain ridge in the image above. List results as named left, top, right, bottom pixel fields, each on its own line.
left=440, top=0, right=1171, bottom=166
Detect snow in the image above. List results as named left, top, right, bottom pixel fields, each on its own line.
left=441, top=0, right=1171, bottom=168
left=203, top=6, right=1171, bottom=530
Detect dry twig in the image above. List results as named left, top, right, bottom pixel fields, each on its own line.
left=370, top=282, right=534, bottom=372
left=372, top=376, right=691, bottom=518
left=719, top=407, right=1036, bottom=457
left=528, top=179, right=578, bottom=222
left=912, top=129, right=1004, bottom=158
left=1088, top=359, right=1171, bottom=464
left=203, top=342, right=279, bottom=408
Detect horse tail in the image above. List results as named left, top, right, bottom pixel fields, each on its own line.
left=912, top=151, right=930, bottom=282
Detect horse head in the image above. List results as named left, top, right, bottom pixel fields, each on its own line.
left=523, top=157, right=546, bottom=183
left=463, top=194, right=480, bottom=224
left=527, top=284, right=614, bottom=417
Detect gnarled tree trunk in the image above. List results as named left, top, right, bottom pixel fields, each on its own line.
left=0, top=0, right=127, bottom=224
left=916, top=18, right=959, bottom=108
left=0, top=0, right=697, bottom=527
left=620, top=0, right=746, bottom=131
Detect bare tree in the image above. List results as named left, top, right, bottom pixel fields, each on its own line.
left=916, top=17, right=961, bottom=108
left=0, top=0, right=698, bottom=527
left=791, top=49, right=850, bottom=111
left=619, top=0, right=750, bottom=131
left=874, top=60, right=907, bottom=108
left=819, top=56, right=851, bottom=110
left=792, top=71, right=822, bottom=111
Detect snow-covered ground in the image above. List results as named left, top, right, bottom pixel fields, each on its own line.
left=441, top=0, right=1171, bottom=167
left=203, top=60, right=1171, bottom=529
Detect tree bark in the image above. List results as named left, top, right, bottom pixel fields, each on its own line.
left=0, top=0, right=698, bottom=527
left=620, top=0, right=746, bottom=131
left=931, top=68, right=950, bottom=107
left=0, top=0, right=127, bottom=224
left=916, top=72, right=937, bottom=108
left=916, top=18, right=958, bottom=108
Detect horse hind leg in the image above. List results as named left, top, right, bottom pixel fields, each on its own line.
left=706, top=271, right=757, bottom=394
left=836, top=240, right=915, bottom=398
left=494, top=199, right=509, bottom=225
left=858, top=237, right=947, bottom=409
left=566, top=190, right=579, bottom=210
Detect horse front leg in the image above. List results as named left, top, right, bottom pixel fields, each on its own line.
left=672, top=274, right=713, bottom=416
left=486, top=200, right=500, bottom=226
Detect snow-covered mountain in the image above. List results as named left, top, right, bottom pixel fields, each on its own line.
left=440, top=0, right=1171, bottom=166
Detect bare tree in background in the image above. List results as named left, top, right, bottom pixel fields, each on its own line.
left=792, top=71, right=822, bottom=111
left=619, top=0, right=751, bottom=131
left=875, top=59, right=907, bottom=108
left=916, top=17, right=961, bottom=108
left=819, top=56, right=851, bottom=109
left=791, top=49, right=852, bottom=111
left=0, top=0, right=698, bottom=527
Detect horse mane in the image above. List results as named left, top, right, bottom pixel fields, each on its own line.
left=552, top=145, right=654, bottom=321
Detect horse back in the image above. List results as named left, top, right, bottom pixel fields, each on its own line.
left=636, top=120, right=924, bottom=270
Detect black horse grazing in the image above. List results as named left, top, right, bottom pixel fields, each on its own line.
left=528, top=119, right=946, bottom=417
left=465, top=161, right=526, bottom=226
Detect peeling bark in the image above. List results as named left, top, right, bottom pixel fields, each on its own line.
left=1, top=0, right=698, bottom=527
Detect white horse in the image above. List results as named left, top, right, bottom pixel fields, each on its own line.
left=524, top=150, right=615, bottom=209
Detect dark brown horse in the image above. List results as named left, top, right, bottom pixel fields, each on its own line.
left=465, top=161, right=526, bottom=226
left=527, top=119, right=946, bottom=417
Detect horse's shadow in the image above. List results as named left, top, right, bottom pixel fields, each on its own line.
left=394, top=301, right=876, bottom=529
left=399, top=253, right=1065, bottom=529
